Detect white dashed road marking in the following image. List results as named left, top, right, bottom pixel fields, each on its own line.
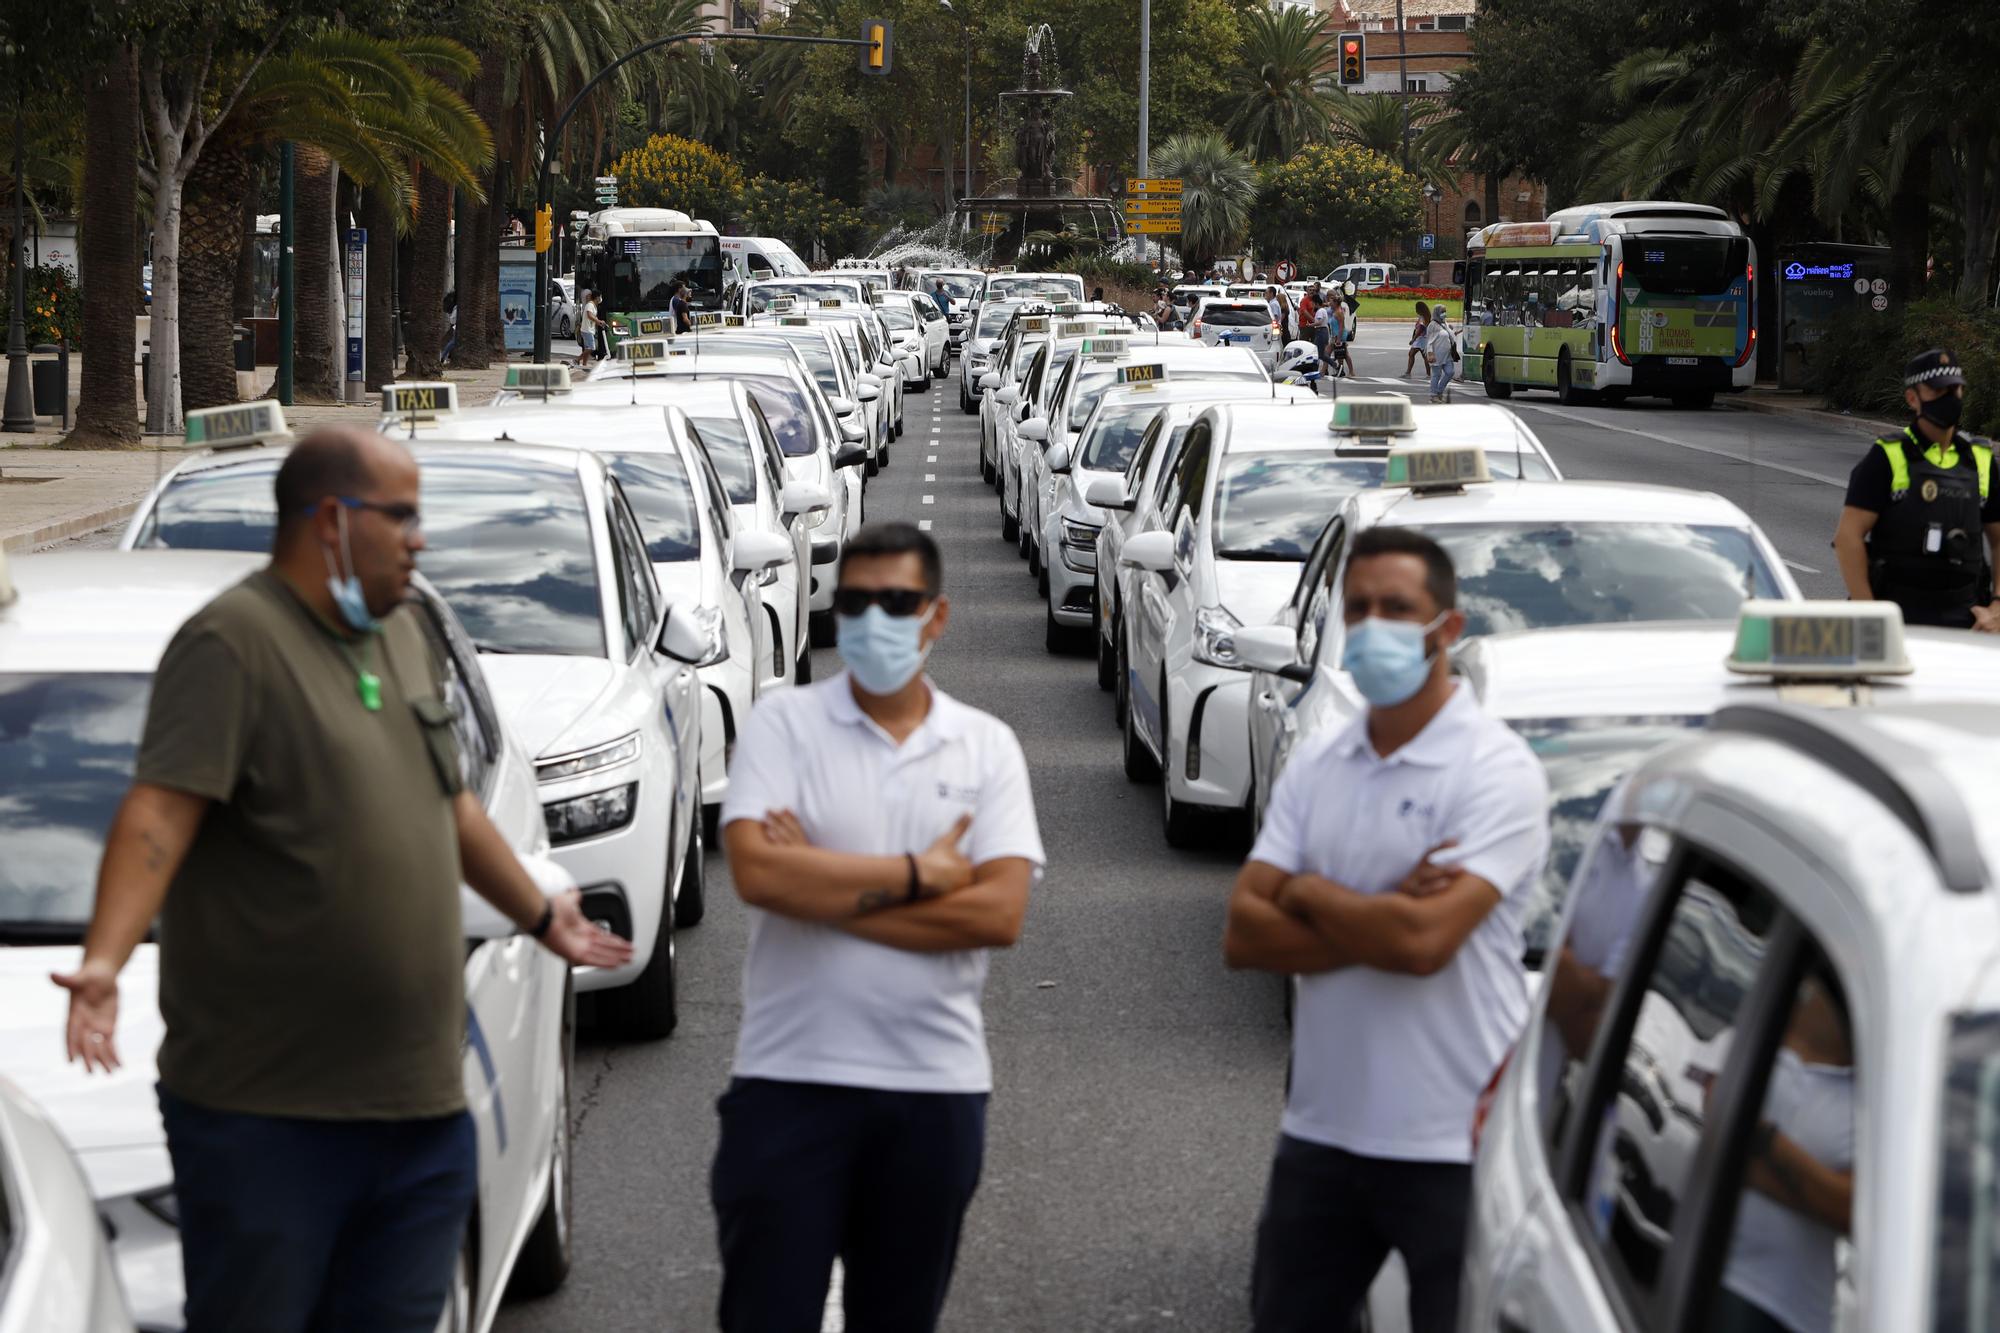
left=919, top=519, right=933, bottom=531
left=822, top=1259, right=844, bottom=1332
left=922, top=495, right=935, bottom=504
left=1784, top=559, right=1822, bottom=574
left=925, top=473, right=936, bottom=481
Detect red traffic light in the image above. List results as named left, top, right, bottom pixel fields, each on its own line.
left=1344, top=39, right=1358, bottom=53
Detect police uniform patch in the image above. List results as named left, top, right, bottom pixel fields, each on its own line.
left=1923, top=479, right=1940, bottom=502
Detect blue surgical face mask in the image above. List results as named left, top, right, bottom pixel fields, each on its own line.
left=1341, top=612, right=1446, bottom=707
left=838, top=603, right=935, bottom=695
left=323, top=503, right=379, bottom=634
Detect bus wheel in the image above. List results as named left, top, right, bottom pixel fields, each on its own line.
left=1556, top=352, right=1593, bottom=406
left=1672, top=389, right=1715, bottom=410
left=1482, top=352, right=1512, bottom=400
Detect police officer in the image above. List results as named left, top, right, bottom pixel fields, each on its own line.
left=1833, top=349, right=2000, bottom=630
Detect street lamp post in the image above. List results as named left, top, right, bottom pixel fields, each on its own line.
left=3, top=88, right=34, bottom=433
left=940, top=0, right=972, bottom=203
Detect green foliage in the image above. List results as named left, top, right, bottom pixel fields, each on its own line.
left=1153, top=131, right=1257, bottom=272
left=863, top=182, right=938, bottom=230
left=738, top=174, right=866, bottom=260
left=608, top=132, right=745, bottom=222
left=1253, top=143, right=1423, bottom=270
left=1807, top=298, right=2000, bottom=435
left=1225, top=6, right=1335, bottom=164
left=0, top=263, right=83, bottom=348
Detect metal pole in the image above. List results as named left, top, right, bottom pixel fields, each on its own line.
left=277, top=142, right=295, bottom=405
left=963, top=26, right=973, bottom=200
left=1137, top=0, right=1151, bottom=179
left=1395, top=0, right=1410, bottom=169
left=3, top=92, right=34, bottom=432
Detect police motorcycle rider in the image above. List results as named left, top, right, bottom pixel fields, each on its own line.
left=1833, top=348, right=2000, bottom=631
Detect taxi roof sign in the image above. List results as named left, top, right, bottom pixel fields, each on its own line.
left=818, top=299, right=846, bottom=309
left=1381, top=441, right=1493, bottom=492
left=502, top=364, right=572, bottom=395
left=767, top=295, right=798, bottom=312
left=1020, top=316, right=1050, bottom=333
left=1118, top=362, right=1164, bottom=385
left=1083, top=336, right=1129, bottom=361
left=777, top=316, right=811, bottom=326
left=185, top=399, right=292, bottom=449
left=1332, top=395, right=1417, bottom=436
left=691, top=311, right=724, bottom=328
left=1058, top=321, right=1095, bottom=339
left=632, top=316, right=668, bottom=336
left=618, top=337, right=674, bottom=362
left=1726, top=600, right=1913, bottom=678
left=381, top=382, right=457, bottom=421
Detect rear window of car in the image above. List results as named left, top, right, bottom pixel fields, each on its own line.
left=1202, top=305, right=1270, bottom=327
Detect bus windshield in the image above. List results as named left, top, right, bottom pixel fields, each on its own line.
left=596, top=234, right=724, bottom=311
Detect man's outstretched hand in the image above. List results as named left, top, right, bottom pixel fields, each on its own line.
left=53, top=959, right=121, bottom=1074
left=539, top=889, right=636, bottom=968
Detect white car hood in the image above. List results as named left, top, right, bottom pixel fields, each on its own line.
left=0, top=946, right=170, bottom=1200
left=479, top=654, right=621, bottom=759
left=1214, top=558, right=1303, bottom=627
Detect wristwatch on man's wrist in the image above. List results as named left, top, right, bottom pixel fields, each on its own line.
left=905, top=853, right=922, bottom=903
left=528, top=900, right=555, bottom=939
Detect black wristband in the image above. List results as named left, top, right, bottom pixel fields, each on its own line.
left=528, top=900, right=555, bottom=939
left=905, top=853, right=922, bottom=904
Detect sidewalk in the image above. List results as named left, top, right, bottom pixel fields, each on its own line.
left=1720, top=386, right=1900, bottom=437
left=2, top=362, right=513, bottom=551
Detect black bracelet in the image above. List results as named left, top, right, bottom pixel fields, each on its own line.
left=528, top=900, right=555, bottom=939
left=905, top=853, right=921, bottom=903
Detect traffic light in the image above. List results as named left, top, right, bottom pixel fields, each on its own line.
left=533, top=204, right=552, bottom=253
left=1339, top=33, right=1365, bottom=86
left=862, top=19, right=892, bottom=74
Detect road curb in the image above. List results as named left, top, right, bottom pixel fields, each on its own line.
left=1721, top=396, right=1899, bottom=437
left=4, top=501, right=141, bottom=552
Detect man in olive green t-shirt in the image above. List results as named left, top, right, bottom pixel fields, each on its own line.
left=53, top=426, right=631, bottom=1333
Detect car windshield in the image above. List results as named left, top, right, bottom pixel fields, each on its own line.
left=1506, top=715, right=1709, bottom=964
left=686, top=416, right=758, bottom=504
left=1070, top=364, right=1263, bottom=431
left=602, top=451, right=701, bottom=561
left=596, top=234, right=725, bottom=311
left=1417, top=522, right=1782, bottom=636
left=0, top=673, right=151, bottom=936
left=748, top=282, right=860, bottom=312
left=1077, top=404, right=1167, bottom=472
left=1012, top=340, right=1046, bottom=377
left=1212, top=453, right=1386, bottom=558
left=659, top=371, right=818, bottom=457
left=135, top=458, right=283, bottom=551
left=993, top=278, right=1081, bottom=300
left=1202, top=306, right=1270, bottom=327
left=414, top=458, right=606, bottom=656
left=880, top=307, right=915, bottom=331
left=975, top=304, right=1019, bottom=338
left=925, top=274, right=981, bottom=299
left=767, top=335, right=839, bottom=398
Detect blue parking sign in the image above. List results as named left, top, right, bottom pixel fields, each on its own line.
left=1420, top=233, right=1435, bottom=252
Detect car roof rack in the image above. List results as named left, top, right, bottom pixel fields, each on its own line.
left=1710, top=702, right=1988, bottom=893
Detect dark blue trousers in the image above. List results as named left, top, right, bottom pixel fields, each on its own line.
left=158, top=1087, right=477, bottom=1333
left=711, top=1077, right=988, bottom=1333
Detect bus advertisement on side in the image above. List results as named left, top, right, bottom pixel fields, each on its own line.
left=1460, top=202, right=1756, bottom=410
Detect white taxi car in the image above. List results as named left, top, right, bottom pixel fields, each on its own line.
left=1189, top=296, right=1284, bottom=364
left=738, top=274, right=870, bottom=315
left=1230, top=432, right=1798, bottom=832
left=878, top=289, right=949, bottom=381
left=0, top=547, right=589, bottom=1330
left=960, top=298, right=1027, bottom=416
left=120, top=434, right=715, bottom=1040
left=983, top=270, right=1086, bottom=305
left=1111, top=397, right=1537, bottom=846
left=0, top=1073, right=130, bottom=1333
left=1023, top=335, right=1269, bottom=587
left=1169, top=283, right=1227, bottom=324
left=797, top=304, right=907, bottom=445
left=918, top=268, right=984, bottom=350
left=742, top=313, right=888, bottom=467
left=867, top=296, right=933, bottom=390
left=1460, top=600, right=2000, bottom=1333
left=1047, top=382, right=1319, bottom=655
left=568, top=351, right=868, bottom=645
left=979, top=312, right=1057, bottom=497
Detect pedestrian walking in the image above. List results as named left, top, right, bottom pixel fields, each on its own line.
left=1833, top=348, right=2000, bottom=629
left=1224, top=526, right=1550, bottom=1333
left=576, top=287, right=599, bottom=367
left=933, top=278, right=953, bottom=321
left=53, top=427, right=632, bottom=1333
left=1313, top=300, right=1335, bottom=380
left=1405, top=301, right=1433, bottom=378
left=1426, top=308, right=1458, bottom=403
left=712, top=521, right=1045, bottom=1333
left=669, top=279, right=693, bottom=334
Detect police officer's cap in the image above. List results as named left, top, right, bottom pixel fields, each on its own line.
left=1904, top=348, right=1967, bottom=389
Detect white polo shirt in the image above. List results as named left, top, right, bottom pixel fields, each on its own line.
left=1249, top=685, right=1549, bottom=1162
left=721, top=673, right=1045, bottom=1094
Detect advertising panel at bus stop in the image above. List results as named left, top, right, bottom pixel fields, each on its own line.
left=1775, top=243, right=1893, bottom=390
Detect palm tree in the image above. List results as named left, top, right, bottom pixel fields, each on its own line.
left=1225, top=7, right=1335, bottom=163
left=1327, top=91, right=1455, bottom=190
left=69, top=45, right=141, bottom=447
left=1154, top=131, right=1257, bottom=273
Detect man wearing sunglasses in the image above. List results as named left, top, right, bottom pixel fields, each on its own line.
left=714, top=521, right=1045, bottom=1332
left=55, top=425, right=631, bottom=1331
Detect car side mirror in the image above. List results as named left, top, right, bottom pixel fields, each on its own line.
left=856, top=381, right=881, bottom=402
left=1017, top=416, right=1049, bottom=442
left=995, top=386, right=1020, bottom=407
left=833, top=442, right=868, bottom=470
left=463, top=851, right=575, bottom=939
left=781, top=480, right=832, bottom=517
left=1233, top=624, right=1311, bottom=682
left=1084, top=477, right=1131, bottom=511
left=979, top=372, right=1002, bottom=391
left=1043, top=442, right=1071, bottom=474
left=732, top=529, right=794, bottom=575
left=658, top=602, right=728, bottom=667
left=1119, top=530, right=1176, bottom=573
left=839, top=417, right=865, bottom=445
left=829, top=395, right=857, bottom=416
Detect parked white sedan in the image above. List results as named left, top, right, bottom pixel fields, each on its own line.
left=0, top=1071, right=131, bottom=1333
left=0, top=550, right=584, bottom=1333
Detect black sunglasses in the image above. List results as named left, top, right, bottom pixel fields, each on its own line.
left=833, top=587, right=931, bottom=617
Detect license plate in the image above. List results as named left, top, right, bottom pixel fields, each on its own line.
left=1666, top=356, right=1698, bottom=366
left=1220, top=334, right=1246, bottom=345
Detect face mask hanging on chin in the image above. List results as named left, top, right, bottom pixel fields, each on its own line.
left=324, top=503, right=380, bottom=634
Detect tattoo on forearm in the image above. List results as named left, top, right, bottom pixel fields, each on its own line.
left=855, top=888, right=895, bottom=916
left=139, top=827, right=170, bottom=875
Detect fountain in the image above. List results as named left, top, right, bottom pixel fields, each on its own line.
left=949, top=25, right=1123, bottom=264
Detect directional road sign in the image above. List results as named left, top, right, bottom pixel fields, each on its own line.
left=1123, top=198, right=1182, bottom=216
left=1124, top=219, right=1183, bottom=236
left=1127, top=178, right=1184, bottom=193
left=595, top=175, right=618, bottom=185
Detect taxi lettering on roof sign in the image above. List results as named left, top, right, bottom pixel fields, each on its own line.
left=1381, top=443, right=1492, bottom=491
left=1020, top=316, right=1050, bottom=333
left=186, top=399, right=291, bottom=448
left=1083, top=336, right=1128, bottom=361
left=1058, top=321, right=1094, bottom=339
left=778, top=316, right=810, bottom=326
left=819, top=299, right=845, bottom=309
left=723, top=313, right=746, bottom=326
left=1118, top=362, right=1163, bottom=385
left=503, top=364, right=572, bottom=394
left=1329, top=395, right=1416, bottom=435
left=692, top=311, right=723, bottom=328
left=635, top=316, right=666, bottom=335
left=768, top=295, right=798, bottom=313
left=619, top=337, right=673, bottom=362
left=1726, top=600, right=1913, bottom=677
left=381, top=382, right=458, bottom=420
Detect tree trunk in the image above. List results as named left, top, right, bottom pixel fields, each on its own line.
left=68, top=44, right=140, bottom=447
left=484, top=159, right=509, bottom=358
left=292, top=143, right=340, bottom=399
left=180, top=140, right=252, bottom=411
left=1954, top=127, right=1998, bottom=306
left=232, top=159, right=262, bottom=322
left=1887, top=136, right=1932, bottom=304
left=453, top=51, right=506, bottom=370
left=139, top=51, right=191, bottom=435
left=407, top=168, right=450, bottom=377
left=363, top=188, right=397, bottom=390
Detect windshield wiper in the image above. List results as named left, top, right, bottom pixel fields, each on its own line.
left=471, top=639, right=525, bottom=655
left=1216, top=549, right=1305, bottom=562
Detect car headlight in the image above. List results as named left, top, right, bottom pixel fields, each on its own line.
left=544, top=783, right=637, bottom=844
left=535, top=732, right=641, bottom=783
left=1062, top=518, right=1100, bottom=550
left=1192, top=604, right=1245, bottom=669
left=807, top=502, right=834, bottom=529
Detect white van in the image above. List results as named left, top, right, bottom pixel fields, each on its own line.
left=721, top=235, right=811, bottom=282
left=1324, top=261, right=1393, bottom=290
